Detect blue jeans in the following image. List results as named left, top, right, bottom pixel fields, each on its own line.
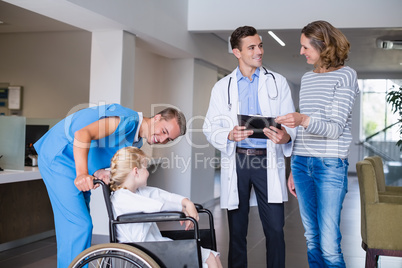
left=291, top=155, right=348, bottom=268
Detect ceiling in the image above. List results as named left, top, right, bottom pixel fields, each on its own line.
left=1, top=1, right=402, bottom=86
left=0, top=1, right=81, bottom=33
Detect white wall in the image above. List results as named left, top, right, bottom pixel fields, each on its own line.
left=133, top=48, right=195, bottom=197
left=148, top=58, right=194, bottom=197
left=89, top=30, right=136, bottom=107
left=132, top=50, right=221, bottom=204
left=190, top=60, right=219, bottom=203
left=0, top=31, right=91, bottom=118
left=132, top=47, right=163, bottom=116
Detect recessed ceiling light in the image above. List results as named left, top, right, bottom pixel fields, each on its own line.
left=268, top=31, right=285, bottom=47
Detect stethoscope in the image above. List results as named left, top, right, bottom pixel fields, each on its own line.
left=227, top=66, right=278, bottom=111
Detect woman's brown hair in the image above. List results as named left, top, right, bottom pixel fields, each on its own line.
left=302, top=20, right=350, bottom=69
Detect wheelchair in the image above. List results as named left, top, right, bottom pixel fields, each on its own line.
left=68, top=179, right=217, bottom=268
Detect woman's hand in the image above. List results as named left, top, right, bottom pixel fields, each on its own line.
left=74, top=174, right=95, bottom=192
left=275, top=112, right=310, bottom=129
left=287, top=172, right=297, bottom=198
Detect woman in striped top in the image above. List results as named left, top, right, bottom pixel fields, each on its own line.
left=276, top=20, right=359, bottom=268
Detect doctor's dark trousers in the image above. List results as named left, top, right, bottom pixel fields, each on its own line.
left=227, top=152, right=285, bottom=268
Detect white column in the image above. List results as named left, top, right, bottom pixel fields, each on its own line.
left=89, top=30, right=136, bottom=240
left=89, top=30, right=135, bottom=108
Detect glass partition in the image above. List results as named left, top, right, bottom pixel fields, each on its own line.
left=0, top=116, right=26, bottom=170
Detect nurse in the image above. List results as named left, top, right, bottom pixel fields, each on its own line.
left=34, top=103, right=186, bottom=268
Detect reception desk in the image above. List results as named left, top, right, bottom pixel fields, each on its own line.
left=0, top=166, right=41, bottom=183
left=0, top=167, right=55, bottom=251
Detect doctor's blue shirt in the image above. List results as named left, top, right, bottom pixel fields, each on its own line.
left=237, top=67, right=266, bottom=149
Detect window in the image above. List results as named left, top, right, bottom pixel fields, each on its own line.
left=359, top=79, right=401, bottom=142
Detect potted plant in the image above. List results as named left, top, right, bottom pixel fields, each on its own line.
left=386, top=85, right=402, bottom=151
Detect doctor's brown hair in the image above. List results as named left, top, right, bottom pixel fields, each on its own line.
left=302, top=20, right=350, bottom=69
left=109, top=147, right=149, bottom=192
left=230, top=26, right=258, bottom=51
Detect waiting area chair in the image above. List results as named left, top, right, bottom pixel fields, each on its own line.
left=365, top=156, right=402, bottom=203
left=356, top=159, right=402, bottom=268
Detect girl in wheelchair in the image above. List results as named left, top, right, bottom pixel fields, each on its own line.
left=109, top=146, right=223, bottom=268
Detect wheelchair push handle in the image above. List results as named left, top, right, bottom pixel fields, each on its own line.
left=93, top=178, right=104, bottom=186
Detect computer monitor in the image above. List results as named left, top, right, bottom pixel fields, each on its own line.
left=25, top=124, right=49, bottom=166
left=25, top=125, right=49, bottom=146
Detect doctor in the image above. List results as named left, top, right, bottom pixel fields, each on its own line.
left=203, top=26, right=296, bottom=268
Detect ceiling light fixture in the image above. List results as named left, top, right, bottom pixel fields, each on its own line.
left=268, top=31, right=285, bottom=47
left=377, top=39, right=402, bottom=50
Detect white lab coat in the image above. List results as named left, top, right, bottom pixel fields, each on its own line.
left=203, top=67, right=296, bottom=210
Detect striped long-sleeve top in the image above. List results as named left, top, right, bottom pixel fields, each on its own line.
left=293, top=66, right=359, bottom=159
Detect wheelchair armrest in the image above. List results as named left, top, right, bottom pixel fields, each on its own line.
left=116, top=212, right=200, bottom=241
left=194, top=203, right=203, bottom=210
left=116, top=211, right=186, bottom=223
left=193, top=204, right=217, bottom=251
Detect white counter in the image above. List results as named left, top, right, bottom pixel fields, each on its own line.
left=0, top=167, right=42, bottom=184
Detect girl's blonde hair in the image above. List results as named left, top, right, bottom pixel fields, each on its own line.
left=109, top=147, right=149, bottom=192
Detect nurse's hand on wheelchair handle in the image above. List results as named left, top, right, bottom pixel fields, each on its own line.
left=75, top=174, right=96, bottom=192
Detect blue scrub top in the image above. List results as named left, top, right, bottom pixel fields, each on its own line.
left=34, top=103, right=141, bottom=177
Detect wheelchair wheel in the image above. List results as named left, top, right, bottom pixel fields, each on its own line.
left=69, top=243, right=161, bottom=268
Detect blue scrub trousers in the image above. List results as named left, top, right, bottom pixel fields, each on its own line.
left=38, top=157, right=93, bottom=268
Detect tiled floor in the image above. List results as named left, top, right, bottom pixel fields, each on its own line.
left=1, top=175, right=402, bottom=267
